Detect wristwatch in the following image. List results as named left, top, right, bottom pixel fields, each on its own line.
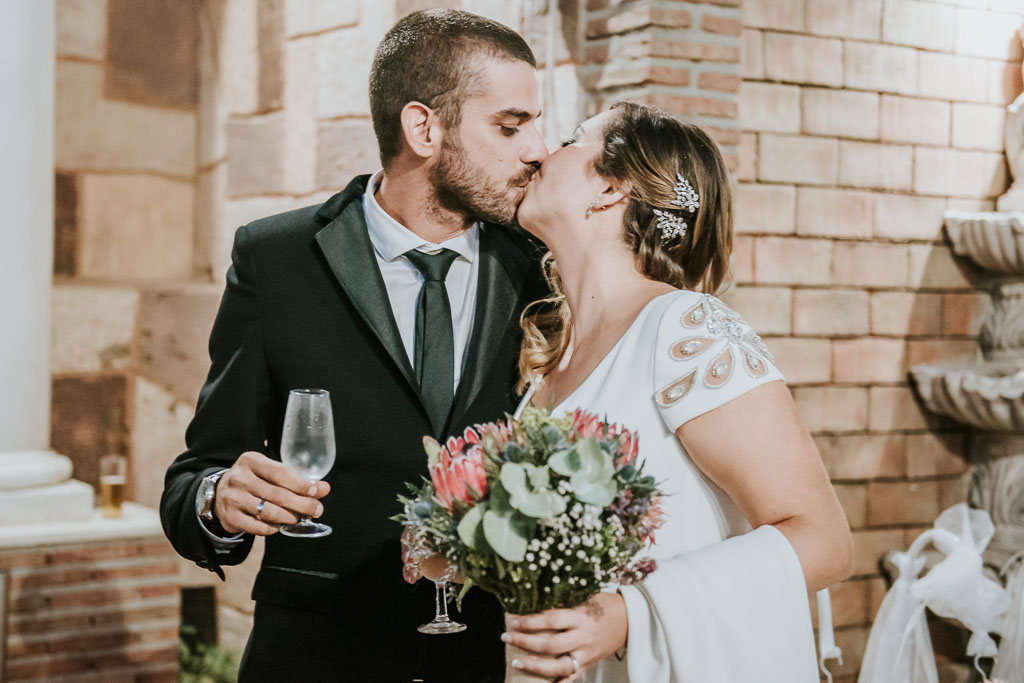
left=196, top=470, right=226, bottom=521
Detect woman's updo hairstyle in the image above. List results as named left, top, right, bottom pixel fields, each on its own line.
left=517, top=102, right=734, bottom=391
left=595, top=101, right=732, bottom=294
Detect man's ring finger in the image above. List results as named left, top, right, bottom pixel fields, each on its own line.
left=256, top=499, right=266, bottom=518
left=569, top=654, right=580, bottom=674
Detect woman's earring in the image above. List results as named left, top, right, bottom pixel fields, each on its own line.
left=586, top=200, right=598, bottom=218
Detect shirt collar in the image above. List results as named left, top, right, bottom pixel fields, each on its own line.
left=362, top=169, right=478, bottom=263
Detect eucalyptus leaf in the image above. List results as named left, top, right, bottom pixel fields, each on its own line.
left=457, top=503, right=488, bottom=551
left=548, top=447, right=581, bottom=476
left=573, top=478, right=618, bottom=507
left=482, top=509, right=534, bottom=562
left=500, top=463, right=567, bottom=518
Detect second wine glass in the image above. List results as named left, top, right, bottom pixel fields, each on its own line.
left=279, top=388, right=335, bottom=538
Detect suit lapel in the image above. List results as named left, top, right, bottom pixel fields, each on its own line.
left=448, top=225, right=531, bottom=430
left=314, top=179, right=419, bottom=397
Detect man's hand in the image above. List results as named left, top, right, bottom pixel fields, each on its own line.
left=213, top=451, right=330, bottom=535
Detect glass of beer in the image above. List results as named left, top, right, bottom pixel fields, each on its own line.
left=99, top=454, right=127, bottom=518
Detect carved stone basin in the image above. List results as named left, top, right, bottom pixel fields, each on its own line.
left=944, top=211, right=1024, bottom=274
left=910, top=360, right=1024, bottom=432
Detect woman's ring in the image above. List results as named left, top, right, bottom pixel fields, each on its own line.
left=256, top=499, right=266, bottom=518
left=570, top=654, right=580, bottom=673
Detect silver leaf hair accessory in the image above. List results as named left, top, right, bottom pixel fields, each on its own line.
left=670, top=173, right=699, bottom=213
left=654, top=209, right=687, bottom=241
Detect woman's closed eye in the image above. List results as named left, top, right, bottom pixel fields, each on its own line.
left=560, top=137, right=577, bottom=147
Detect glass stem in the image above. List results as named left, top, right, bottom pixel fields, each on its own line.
left=434, top=581, right=450, bottom=622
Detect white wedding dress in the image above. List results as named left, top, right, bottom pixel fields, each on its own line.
left=515, top=289, right=820, bottom=682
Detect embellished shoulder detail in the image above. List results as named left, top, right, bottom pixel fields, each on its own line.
left=656, top=294, right=777, bottom=408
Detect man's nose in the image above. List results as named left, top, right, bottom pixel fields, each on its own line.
left=521, top=125, right=549, bottom=165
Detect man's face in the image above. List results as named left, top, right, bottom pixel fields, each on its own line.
left=430, top=58, right=547, bottom=226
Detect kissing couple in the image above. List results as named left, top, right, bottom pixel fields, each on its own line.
left=160, top=8, right=853, bottom=683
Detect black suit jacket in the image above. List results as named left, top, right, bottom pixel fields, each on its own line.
left=160, top=175, right=546, bottom=682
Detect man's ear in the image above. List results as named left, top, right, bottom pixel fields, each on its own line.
left=400, top=101, right=441, bottom=159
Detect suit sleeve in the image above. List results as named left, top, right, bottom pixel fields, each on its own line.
left=159, top=225, right=269, bottom=577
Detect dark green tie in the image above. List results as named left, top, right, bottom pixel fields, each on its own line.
left=405, top=248, right=459, bottom=434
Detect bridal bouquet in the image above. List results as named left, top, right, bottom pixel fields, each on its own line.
left=395, top=406, right=663, bottom=617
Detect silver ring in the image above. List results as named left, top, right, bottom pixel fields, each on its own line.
left=256, top=499, right=266, bottom=518
left=570, top=655, right=579, bottom=673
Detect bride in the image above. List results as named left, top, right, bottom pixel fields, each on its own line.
left=501, top=102, right=854, bottom=682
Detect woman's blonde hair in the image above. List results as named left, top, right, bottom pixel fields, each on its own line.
left=518, top=102, right=734, bottom=392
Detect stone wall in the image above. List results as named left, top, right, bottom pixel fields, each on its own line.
left=736, top=1, right=1023, bottom=679
left=49, top=0, right=1024, bottom=676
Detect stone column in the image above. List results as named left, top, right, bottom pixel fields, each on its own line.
left=0, top=0, right=92, bottom=523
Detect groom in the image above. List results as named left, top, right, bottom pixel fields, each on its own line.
left=160, top=9, right=548, bottom=682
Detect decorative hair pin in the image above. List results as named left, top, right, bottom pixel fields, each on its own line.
left=655, top=173, right=699, bottom=242
left=670, top=173, right=699, bottom=213
left=654, top=209, right=688, bottom=241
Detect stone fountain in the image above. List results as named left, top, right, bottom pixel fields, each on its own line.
left=908, top=28, right=1024, bottom=680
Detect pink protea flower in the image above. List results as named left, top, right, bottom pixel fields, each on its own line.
left=428, top=439, right=488, bottom=510
left=617, top=428, right=640, bottom=466
left=571, top=409, right=604, bottom=440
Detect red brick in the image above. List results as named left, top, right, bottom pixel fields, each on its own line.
left=870, top=292, right=944, bottom=336
left=937, top=476, right=967, bottom=510
left=867, top=480, right=942, bottom=525
left=816, top=434, right=907, bottom=480
left=697, top=71, right=741, bottom=93
left=10, top=561, right=179, bottom=591
left=796, top=188, right=874, bottom=239
left=905, top=432, right=968, bottom=477
left=822, top=578, right=869, bottom=627
left=759, top=134, right=838, bottom=185
left=831, top=626, right=870, bottom=677
left=735, top=183, right=795, bottom=234
left=586, top=64, right=691, bottom=90
left=741, top=29, right=763, bottom=79
left=642, top=93, right=737, bottom=118
left=701, top=14, right=741, bottom=36
left=703, top=125, right=740, bottom=146
left=732, top=235, right=754, bottom=283
left=831, top=338, right=907, bottom=383
left=793, top=289, right=869, bottom=336
left=793, top=386, right=869, bottom=432
left=908, top=244, right=976, bottom=290
left=833, top=242, right=908, bottom=289
left=586, top=6, right=691, bottom=38
left=754, top=237, right=833, bottom=285
left=833, top=483, right=868, bottom=529
left=942, top=292, right=990, bottom=336
left=868, top=386, right=931, bottom=431
left=631, top=40, right=739, bottom=62
left=766, top=338, right=832, bottom=384
left=852, top=529, right=904, bottom=576
left=738, top=133, right=756, bottom=181
left=905, top=339, right=979, bottom=367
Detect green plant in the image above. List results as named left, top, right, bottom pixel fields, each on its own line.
left=178, top=625, right=240, bottom=683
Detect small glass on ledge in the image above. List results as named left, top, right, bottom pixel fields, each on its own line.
left=99, top=454, right=127, bottom=518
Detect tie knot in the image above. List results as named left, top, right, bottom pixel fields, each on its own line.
left=405, top=248, right=459, bottom=282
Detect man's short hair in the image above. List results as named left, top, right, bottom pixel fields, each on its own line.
left=369, top=9, right=537, bottom=167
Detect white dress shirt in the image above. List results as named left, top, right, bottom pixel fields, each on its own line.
left=200, top=170, right=481, bottom=548
left=362, top=169, right=480, bottom=391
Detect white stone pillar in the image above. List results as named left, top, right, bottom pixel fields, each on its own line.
left=0, top=0, right=92, bottom=522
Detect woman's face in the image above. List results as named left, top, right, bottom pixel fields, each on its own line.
left=516, top=110, right=617, bottom=240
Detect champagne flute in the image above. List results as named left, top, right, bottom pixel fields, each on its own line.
left=279, top=389, right=336, bottom=538
left=416, top=552, right=466, bottom=634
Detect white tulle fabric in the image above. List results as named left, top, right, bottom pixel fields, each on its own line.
left=857, top=504, right=1011, bottom=683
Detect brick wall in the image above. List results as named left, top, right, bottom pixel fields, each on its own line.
left=1, top=538, right=180, bottom=681
left=735, top=0, right=1023, bottom=678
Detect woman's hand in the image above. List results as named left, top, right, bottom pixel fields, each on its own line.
left=502, top=592, right=627, bottom=682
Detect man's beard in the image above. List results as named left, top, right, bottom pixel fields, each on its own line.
left=430, top=134, right=535, bottom=226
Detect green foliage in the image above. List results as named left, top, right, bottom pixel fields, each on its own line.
left=178, top=626, right=239, bottom=683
